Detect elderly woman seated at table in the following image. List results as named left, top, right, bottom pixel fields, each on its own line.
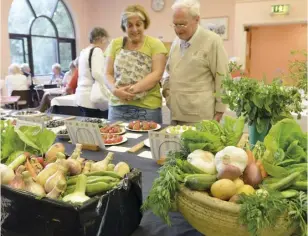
left=63, top=59, right=78, bottom=87
left=49, top=63, right=64, bottom=85
left=5, top=63, right=30, bottom=96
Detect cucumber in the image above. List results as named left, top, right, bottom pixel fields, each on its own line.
left=184, top=174, right=217, bottom=191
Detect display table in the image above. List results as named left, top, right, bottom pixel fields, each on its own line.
left=1, top=115, right=202, bottom=236
left=50, top=94, right=82, bottom=116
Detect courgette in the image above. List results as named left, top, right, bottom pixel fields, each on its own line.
left=184, top=174, right=217, bottom=191
left=86, top=182, right=116, bottom=196
left=280, top=189, right=299, bottom=199
left=182, top=161, right=206, bottom=174
left=267, top=171, right=301, bottom=191
left=290, top=181, right=307, bottom=191
left=85, top=171, right=122, bottom=179
left=67, top=176, right=119, bottom=186
left=63, top=182, right=118, bottom=197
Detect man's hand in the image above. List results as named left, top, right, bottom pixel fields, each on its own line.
left=162, top=89, right=170, bottom=98
left=214, top=112, right=224, bottom=122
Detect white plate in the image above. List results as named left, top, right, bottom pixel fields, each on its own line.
left=104, top=136, right=128, bottom=146
left=100, top=127, right=126, bottom=135
left=125, top=123, right=161, bottom=132
left=166, top=125, right=196, bottom=134
left=144, top=139, right=150, bottom=148
left=11, top=110, right=43, bottom=118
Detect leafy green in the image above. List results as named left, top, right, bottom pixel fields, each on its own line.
left=222, top=115, right=245, bottom=146
left=221, top=76, right=303, bottom=133
left=1, top=120, right=25, bottom=162
left=263, top=119, right=307, bottom=165
left=183, top=116, right=245, bottom=153
left=15, top=126, right=56, bottom=156
left=0, top=121, right=57, bottom=161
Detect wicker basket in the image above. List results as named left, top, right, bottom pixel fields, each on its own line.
left=177, top=186, right=296, bottom=236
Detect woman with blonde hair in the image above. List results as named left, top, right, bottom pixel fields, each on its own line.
left=5, top=63, right=29, bottom=96
left=104, top=4, right=167, bottom=123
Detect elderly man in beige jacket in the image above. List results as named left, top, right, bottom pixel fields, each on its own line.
left=162, top=0, right=229, bottom=125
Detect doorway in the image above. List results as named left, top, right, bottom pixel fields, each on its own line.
left=245, top=23, right=307, bottom=84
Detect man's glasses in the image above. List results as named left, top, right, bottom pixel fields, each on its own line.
left=170, top=24, right=188, bottom=29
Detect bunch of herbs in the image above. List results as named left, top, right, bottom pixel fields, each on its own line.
left=221, top=76, right=303, bottom=133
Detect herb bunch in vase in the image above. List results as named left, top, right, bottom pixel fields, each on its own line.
left=221, top=76, right=303, bottom=145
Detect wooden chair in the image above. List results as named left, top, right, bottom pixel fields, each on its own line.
left=11, top=90, right=32, bottom=110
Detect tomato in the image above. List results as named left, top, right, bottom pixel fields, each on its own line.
left=36, top=157, right=44, bottom=165
left=105, top=139, right=111, bottom=144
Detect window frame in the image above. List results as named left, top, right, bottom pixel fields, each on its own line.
left=8, top=0, right=76, bottom=76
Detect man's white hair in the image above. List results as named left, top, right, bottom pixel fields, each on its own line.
left=171, top=0, right=200, bottom=17
left=20, top=63, right=30, bottom=71
left=52, top=63, right=61, bottom=70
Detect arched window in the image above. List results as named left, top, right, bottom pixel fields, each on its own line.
left=8, top=0, right=76, bottom=76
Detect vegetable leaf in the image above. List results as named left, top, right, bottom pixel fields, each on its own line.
left=263, top=119, right=307, bottom=165
left=222, top=116, right=245, bottom=146
left=16, top=126, right=56, bottom=156
left=1, top=120, right=25, bottom=161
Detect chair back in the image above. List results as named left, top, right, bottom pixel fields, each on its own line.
left=11, top=90, right=32, bottom=109
left=44, top=84, right=57, bottom=89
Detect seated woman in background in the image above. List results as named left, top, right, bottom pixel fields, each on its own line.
left=63, top=59, right=77, bottom=87
left=5, top=63, right=29, bottom=96
left=75, top=27, right=110, bottom=118
left=65, top=58, right=79, bottom=95
left=104, top=4, right=167, bottom=123
left=49, top=63, right=64, bottom=85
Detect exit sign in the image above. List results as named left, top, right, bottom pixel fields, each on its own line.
left=271, top=4, right=290, bottom=15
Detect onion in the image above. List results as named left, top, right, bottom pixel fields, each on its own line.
left=9, top=165, right=26, bottom=190
left=243, top=162, right=262, bottom=188
left=22, top=171, right=46, bottom=197
left=0, top=163, right=15, bottom=185
left=217, top=165, right=242, bottom=180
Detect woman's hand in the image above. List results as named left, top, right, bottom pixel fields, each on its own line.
left=113, top=85, right=135, bottom=101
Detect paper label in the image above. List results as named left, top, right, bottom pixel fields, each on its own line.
left=148, top=131, right=181, bottom=160
left=65, top=121, right=105, bottom=149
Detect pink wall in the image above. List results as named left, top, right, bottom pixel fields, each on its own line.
left=234, top=0, right=308, bottom=68
left=86, top=0, right=235, bottom=55
left=249, top=23, right=307, bottom=82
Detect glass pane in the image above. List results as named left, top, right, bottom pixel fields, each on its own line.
left=59, top=42, right=72, bottom=71
left=8, top=0, right=34, bottom=34
left=29, top=0, right=58, bottom=17
left=10, top=39, right=25, bottom=64
left=31, top=17, right=56, bottom=37
left=32, top=37, right=57, bottom=75
left=52, top=1, right=74, bottom=38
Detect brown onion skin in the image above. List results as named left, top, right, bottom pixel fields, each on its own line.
left=243, top=162, right=262, bottom=188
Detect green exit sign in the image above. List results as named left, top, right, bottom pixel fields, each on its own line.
left=271, top=4, right=290, bottom=15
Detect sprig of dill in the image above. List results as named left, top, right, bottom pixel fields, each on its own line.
left=238, top=191, right=288, bottom=236
left=141, top=151, right=184, bottom=225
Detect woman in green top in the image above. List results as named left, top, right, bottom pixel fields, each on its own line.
left=104, top=4, right=167, bottom=123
